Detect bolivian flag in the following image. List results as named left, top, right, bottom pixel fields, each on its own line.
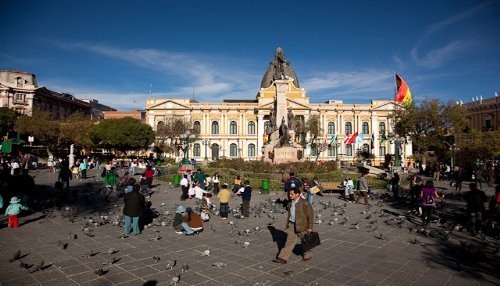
left=395, top=74, right=413, bottom=107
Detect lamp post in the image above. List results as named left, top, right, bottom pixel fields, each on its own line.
left=202, top=139, right=211, bottom=163
left=332, top=140, right=341, bottom=168
left=180, top=130, right=195, bottom=165
left=444, top=141, right=459, bottom=168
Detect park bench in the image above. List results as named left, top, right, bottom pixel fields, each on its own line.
left=319, top=182, right=343, bottom=194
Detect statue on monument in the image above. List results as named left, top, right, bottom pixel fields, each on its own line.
left=287, top=109, right=295, bottom=131
left=260, top=47, right=300, bottom=89
left=278, top=117, right=290, bottom=147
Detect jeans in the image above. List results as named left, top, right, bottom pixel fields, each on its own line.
left=468, top=212, right=483, bottom=234
left=307, top=192, right=314, bottom=204
left=129, top=166, right=135, bottom=175
left=124, top=215, right=140, bottom=235
left=181, top=222, right=195, bottom=234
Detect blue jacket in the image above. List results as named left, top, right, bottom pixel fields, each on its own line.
left=285, top=177, right=302, bottom=192
left=241, top=185, right=252, bottom=201
left=5, top=203, right=28, bottom=215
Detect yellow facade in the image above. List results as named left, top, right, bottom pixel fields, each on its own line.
left=145, top=80, right=412, bottom=166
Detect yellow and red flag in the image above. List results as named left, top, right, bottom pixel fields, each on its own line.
left=395, top=74, right=413, bottom=107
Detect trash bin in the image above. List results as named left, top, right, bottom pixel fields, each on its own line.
left=261, top=178, right=270, bottom=194
left=172, top=174, right=181, bottom=187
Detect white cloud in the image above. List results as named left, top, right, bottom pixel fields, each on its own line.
left=412, top=40, right=471, bottom=69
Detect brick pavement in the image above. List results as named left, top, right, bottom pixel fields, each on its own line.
left=0, top=169, right=499, bottom=286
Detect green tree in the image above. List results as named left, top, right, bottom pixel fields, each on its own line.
left=0, top=107, right=19, bottom=139
left=90, top=117, right=155, bottom=153
left=295, top=114, right=326, bottom=160
left=155, top=117, right=197, bottom=156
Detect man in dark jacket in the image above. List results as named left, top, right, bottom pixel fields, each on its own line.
left=465, top=183, right=487, bottom=236
left=284, top=172, right=302, bottom=193
left=123, top=184, right=145, bottom=236
left=272, top=187, right=314, bottom=264
left=237, top=180, right=252, bottom=218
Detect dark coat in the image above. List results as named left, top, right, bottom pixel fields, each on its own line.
left=465, top=189, right=487, bottom=212
left=123, top=191, right=145, bottom=217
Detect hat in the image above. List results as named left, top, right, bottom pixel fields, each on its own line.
left=186, top=207, right=193, bottom=213
left=10, top=196, right=21, bottom=204
left=175, top=206, right=186, bottom=214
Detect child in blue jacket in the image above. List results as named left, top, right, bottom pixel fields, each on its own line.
left=5, top=196, right=29, bottom=228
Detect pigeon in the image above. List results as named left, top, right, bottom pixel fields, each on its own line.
left=83, top=250, right=98, bottom=258
left=18, top=261, right=32, bottom=269
left=152, top=256, right=161, bottom=263
left=165, top=258, right=177, bottom=270
left=242, top=241, right=250, bottom=248
left=374, top=233, right=386, bottom=240
left=68, top=233, right=78, bottom=239
left=94, top=266, right=109, bottom=277
left=9, top=250, right=21, bottom=262
left=211, top=225, right=216, bottom=232
left=169, top=274, right=180, bottom=285
left=212, top=262, right=226, bottom=268
left=408, top=238, right=424, bottom=246
left=30, top=260, right=44, bottom=273
left=58, top=240, right=68, bottom=250
left=107, top=248, right=118, bottom=255
left=283, top=270, right=294, bottom=276
left=149, top=235, right=162, bottom=241
left=107, top=256, right=120, bottom=265
left=181, top=263, right=189, bottom=273
left=202, top=249, right=211, bottom=256
left=254, top=280, right=271, bottom=286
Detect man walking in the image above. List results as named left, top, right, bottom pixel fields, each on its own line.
left=272, top=187, right=314, bottom=264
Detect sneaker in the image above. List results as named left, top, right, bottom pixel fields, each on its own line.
left=175, top=231, right=183, bottom=234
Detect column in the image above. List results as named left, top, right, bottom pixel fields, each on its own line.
left=257, top=113, right=264, bottom=159
left=371, top=115, right=379, bottom=159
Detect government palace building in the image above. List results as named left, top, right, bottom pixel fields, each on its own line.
left=145, top=48, right=412, bottom=166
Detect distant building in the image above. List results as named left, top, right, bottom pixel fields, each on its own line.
left=0, top=70, right=91, bottom=118
left=464, top=95, right=499, bottom=132
left=145, top=48, right=411, bottom=165
left=80, top=99, right=116, bottom=119
left=102, top=110, right=145, bottom=122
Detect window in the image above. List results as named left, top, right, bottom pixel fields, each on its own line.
left=211, top=121, right=219, bottom=135
left=345, top=122, right=352, bottom=134
left=156, top=121, right=164, bottom=130
left=193, top=143, right=201, bottom=157
left=230, top=143, right=237, bottom=157
left=328, top=122, right=335, bottom=135
left=248, top=121, right=256, bottom=135
left=14, top=93, right=25, bottom=101
left=264, top=121, right=270, bottom=132
left=230, top=121, right=237, bottom=135
left=248, top=143, right=256, bottom=157
left=362, top=143, right=370, bottom=152
left=327, top=145, right=335, bottom=157
left=346, top=145, right=352, bottom=156
left=362, top=122, right=369, bottom=134
left=379, top=146, right=386, bottom=157
left=379, top=122, right=386, bottom=136
left=193, top=121, right=201, bottom=134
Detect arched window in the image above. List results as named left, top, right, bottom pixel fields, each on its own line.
left=328, top=122, right=335, bottom=135
left=248, top=143, right=256, bottom=157
left=193, top=121, right=201, bottom=134
left=345, top=122, right=352, bottom=134
left=157, top=121, right=164, bottom=131
left=362, top=122, right=369, bottom=134
left=230, top=121, right=237, bottom=135
left=193, top=143, right=201, bottom=157
left=230, top=143, right=237, bottom=157
left=264, top=121, right=270, bottom=132
left=362, top=143, right=370, bottom=152
left=211, top=121, right=219, bottom=135
left=346, top=145, right=353, bottom=156
left=248, top=121, right=256, bottom=135
left=379, top=122, right=386, bottom=136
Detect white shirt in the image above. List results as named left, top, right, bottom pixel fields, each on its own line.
left=180, top=177, right=189, bottom=187
left=194, top=186, right=208, bottom=199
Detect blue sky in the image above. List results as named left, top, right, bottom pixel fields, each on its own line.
left=1, top=0, right=499, bottom=110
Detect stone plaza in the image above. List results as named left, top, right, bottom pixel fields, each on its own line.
left=0, top=168, right=499, bottom=286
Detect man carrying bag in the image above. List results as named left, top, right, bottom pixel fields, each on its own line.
left=272, top=187, right=318, bottom=264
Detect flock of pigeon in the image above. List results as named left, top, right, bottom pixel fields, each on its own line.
left=5, top=180, right=500, bottom=285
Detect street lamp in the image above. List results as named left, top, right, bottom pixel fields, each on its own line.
left=444, top=142, right=459, bottom=168
left=180, top=130, right=195, bottom=165
left=202, top=139, right=211, bottom=162
left=331, top=139, right=341, bottom=168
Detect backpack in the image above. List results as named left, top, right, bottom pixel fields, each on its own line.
left=425, top=195, right=434, bottom=204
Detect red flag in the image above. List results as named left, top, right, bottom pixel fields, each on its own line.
left=347, top=131, right=358, bottom=145
left=343, top=132, right=351, bottom=144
